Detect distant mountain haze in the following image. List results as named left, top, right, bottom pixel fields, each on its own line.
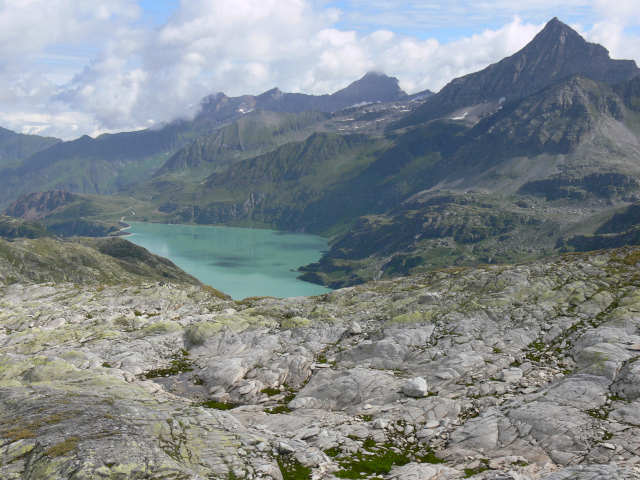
left=197, top=71, right=430, bottom=121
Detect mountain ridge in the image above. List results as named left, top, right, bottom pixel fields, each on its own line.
left=197, top=71, right=427, bottom=122
left=0, top=126, right=60, bottom=167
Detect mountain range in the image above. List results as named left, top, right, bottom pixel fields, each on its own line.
left=3, top=17, right=640, bottom=288
left=197, top=71, right=429, bottom=122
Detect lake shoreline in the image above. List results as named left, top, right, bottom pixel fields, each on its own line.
left=125, top=222, right=332, bottom=300
left=114, top=217, right=132, bottom=236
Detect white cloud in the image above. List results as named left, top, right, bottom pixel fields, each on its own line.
left=375, top=16, right=545, bottom=94
left=1, top=0, right=640, bottom=140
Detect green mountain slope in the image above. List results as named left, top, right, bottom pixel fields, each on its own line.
left=101, top=72, right=640, bottom=289
left=155, top=109, right=331, bottom=179
left=2, top=190, right=175, bottom=237
left=0, top=214, right=208, bottom=286
left=0, top=214, right=52, bottom=239
left=0, top=120, right=215, bottom=208
left=0, top=72, right=423, bottom=210
left=153, top=132, right=388, bottom=232
left=0, top=234, right=206, bottom=287
left=0, top=127, right=60, bottom=166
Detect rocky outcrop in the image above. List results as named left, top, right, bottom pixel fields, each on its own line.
left=2, top=247, right=640, bottom=478
left=5, top=191, right=78, bottom=221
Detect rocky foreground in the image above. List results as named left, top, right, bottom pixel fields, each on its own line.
left=2, top=248, right=640, bottom=479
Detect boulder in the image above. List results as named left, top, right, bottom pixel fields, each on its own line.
left=403, top=377, right=429, bottom=397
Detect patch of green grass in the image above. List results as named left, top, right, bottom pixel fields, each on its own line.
left=333, top=451, right=408, bottom=478
left=586, top=408, right=609, bottom=420
left=45, top=437, right=79, bottom=457
left=198, top=400, right=235, bottom=410
left=265, top=387, right=297, bottom=414
left=465, top=466, right=489, bottom=477
left=362, top=438, right=376, bottom=449
left=609, top=394, right=628, bottom=403
left=145, top=349, right=193, bottom=378
left=325, top=438, right=443, bottom=479
left=265, top=405, right=292, bottom=414
left=422, top=451, right=446, bottom=464
left=261, top=387, right=281, bottom=396
left=277, top=456, right=313, bottom=480
left=2, top=427, right=36, bottom=441
left=324, top=446, right=341, bottom=457
left=464, top=459, right=490, bottom=477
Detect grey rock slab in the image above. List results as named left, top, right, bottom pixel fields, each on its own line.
left=288, top=368, right=402, bottom=410
left=576, top=343, right=634, bottom=380
left=610, top=402, right=640, bottom=426
left=5, top=249, right=640, bottom=477
left=540, top=464, right=640, bottom=479
left=611, top=361, right=640, bottom=400
left=448, top=407, right=502, bottom=452
left=539, top=374, right=610, bottom=410
left=386, top=463, right=461, bottom=479
left=501, top=368, right=524, bottom=383
left=278, top=441, right=296, bottom=454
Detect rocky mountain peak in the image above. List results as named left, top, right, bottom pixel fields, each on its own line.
left=517, top=17, right=629, bottom=83
left=393, top=17, right=640, bottom=129
left=332, top=71, right=406, bottom=103
left=256, top=87, right=284, bottom=102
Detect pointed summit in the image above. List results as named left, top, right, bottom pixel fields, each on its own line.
left=332, top=72, right=407, bottom=103
left=394, top=17, right=640, bottom=128
left=517, top=17, right=637, bottom=85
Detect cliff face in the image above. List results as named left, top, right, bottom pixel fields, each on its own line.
left=1, top=247, right=640, bottom=479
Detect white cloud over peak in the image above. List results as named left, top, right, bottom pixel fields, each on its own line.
left=0, top=0, right=639, bottom=140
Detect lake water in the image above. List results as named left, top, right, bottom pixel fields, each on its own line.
left=125, top=223, right=332, bottom=299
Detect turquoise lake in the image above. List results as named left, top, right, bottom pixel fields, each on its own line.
left=125, top=223, right=332, bottom=299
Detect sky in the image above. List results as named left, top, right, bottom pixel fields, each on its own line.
left=1, top=0, right=639, bottom=140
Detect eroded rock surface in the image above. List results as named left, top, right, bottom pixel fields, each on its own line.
left=3, top=248, right=640, bottom=478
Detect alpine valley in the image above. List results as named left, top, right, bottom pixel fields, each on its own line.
left=4, top=17, right=640, bottom=480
